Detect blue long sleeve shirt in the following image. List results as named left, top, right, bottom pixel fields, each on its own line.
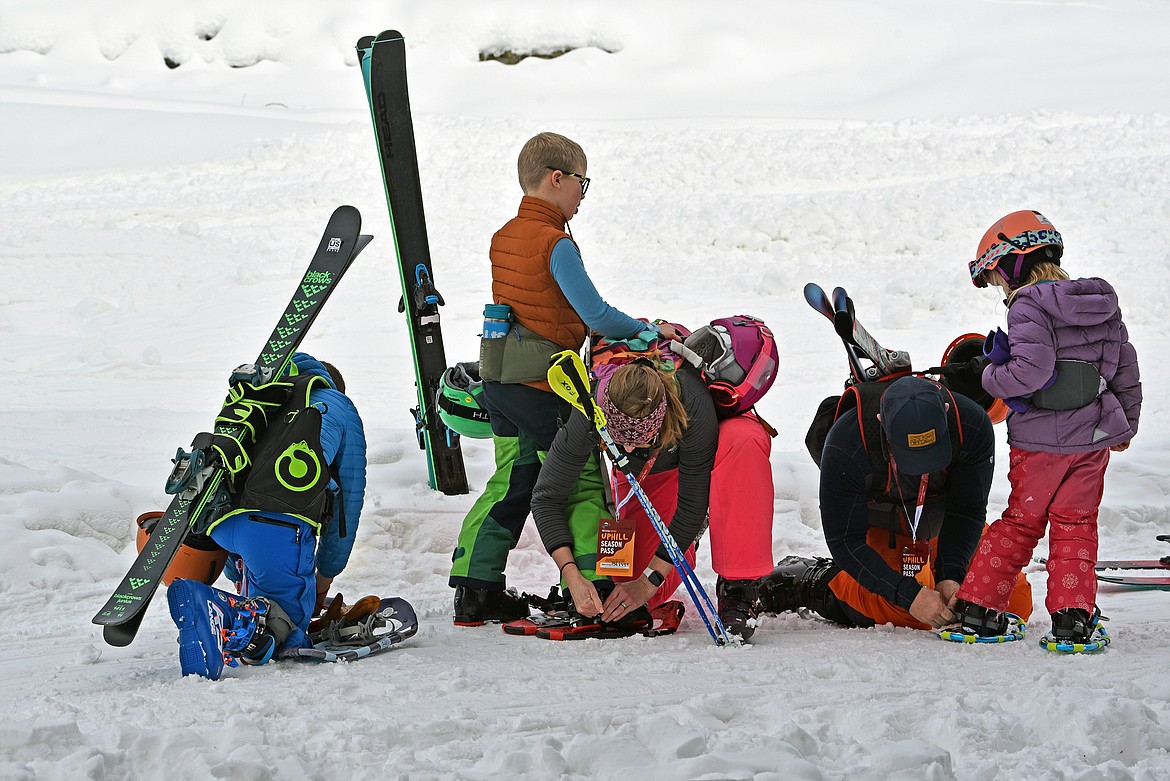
left=550, top=238, right=653, bottom=340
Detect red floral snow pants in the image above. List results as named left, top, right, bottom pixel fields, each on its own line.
left=612, top=413, right=775, bottom=608
left=957, top=447, right=1109, bottom=616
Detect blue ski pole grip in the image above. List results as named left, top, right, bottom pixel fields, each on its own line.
left=482, top=304, right=512, bottom=339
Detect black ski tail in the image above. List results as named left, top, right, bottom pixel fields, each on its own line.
left=804, top=282, right=872, bottom=383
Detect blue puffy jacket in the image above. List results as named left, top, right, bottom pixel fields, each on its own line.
left=289, top=352, right=367, bottom=578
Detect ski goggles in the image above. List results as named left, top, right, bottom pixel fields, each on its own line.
left=969, top=228, right=1062, bottom=287
left=686, top=325, right=745, bottom=386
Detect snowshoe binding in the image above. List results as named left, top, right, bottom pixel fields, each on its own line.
left=533, top=601, right=685, bottom=641
left=1039, top=606, right=1109, bottom=653
left=940, top=600, right=1025, bottom=644
left=284, top=596, right=419, bottom=662
left=503, top=587, right=572, bottom=636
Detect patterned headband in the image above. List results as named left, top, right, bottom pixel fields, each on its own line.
left=599, top=382, right=667, bottom=446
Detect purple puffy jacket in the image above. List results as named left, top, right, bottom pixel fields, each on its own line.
left=982, top=277, right=1141, bottom=454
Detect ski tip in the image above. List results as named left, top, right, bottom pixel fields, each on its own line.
left=375, top=30, right=405, bottom=42
left=356, top=35, right=375, bottom=51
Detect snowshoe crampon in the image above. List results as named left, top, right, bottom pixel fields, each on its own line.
left=939, top=612, right=1026, bottom=644
left=281, top=596, right=418, bottom=663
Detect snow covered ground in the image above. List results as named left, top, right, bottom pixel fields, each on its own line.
left=2, top=1, right=1170, bottom=779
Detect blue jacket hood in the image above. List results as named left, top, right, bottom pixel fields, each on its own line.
left=288, top=352, right=336, bottom=390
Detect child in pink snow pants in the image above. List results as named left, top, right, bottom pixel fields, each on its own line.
left=952, top=210, right=1141, bottom=646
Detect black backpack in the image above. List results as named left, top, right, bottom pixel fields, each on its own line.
left=210, top=373, right=334, bottom=530
left=804, top=378, right=965, bottom=539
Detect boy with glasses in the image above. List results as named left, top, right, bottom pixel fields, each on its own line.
left=449, top=132, right=677, bottom=625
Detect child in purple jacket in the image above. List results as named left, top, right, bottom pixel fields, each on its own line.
left=949, top=210, right=1141, bottom=649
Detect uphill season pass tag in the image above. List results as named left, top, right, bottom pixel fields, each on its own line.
left=596, top=516, right=635, bottom=575
left=901, top=541, right=929, bottom=578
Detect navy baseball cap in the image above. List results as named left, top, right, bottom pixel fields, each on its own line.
left=880, top=377, right=952, bottom=475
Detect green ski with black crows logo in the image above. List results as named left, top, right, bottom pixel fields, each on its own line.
left=92, top=205, right=371, bottom=648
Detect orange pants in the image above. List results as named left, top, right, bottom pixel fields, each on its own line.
left=828, top=526, right=1033, bottom=629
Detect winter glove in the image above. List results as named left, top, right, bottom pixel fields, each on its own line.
left=983, top=328, right=1011, bottom=365
left=1003, top=396, right=1030, bottom=414
left=967, top=354, right=991, bottom=377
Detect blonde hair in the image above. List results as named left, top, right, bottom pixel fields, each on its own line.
left=606, top=363, right=687, bottom=450
left=517, top=132, right=586, bottom=193
left=1006, top=260, right=1070, bottom=302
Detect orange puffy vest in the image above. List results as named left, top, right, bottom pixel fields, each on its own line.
left=490, top=197, right=587, bottom=353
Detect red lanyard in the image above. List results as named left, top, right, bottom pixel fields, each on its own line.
left=613, top=451, right=659, bottom=515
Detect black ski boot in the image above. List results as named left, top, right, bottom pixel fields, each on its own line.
left=952, top=599, right=1009, bottom=637
left=758, top=556, right=840, bottom=614
left=759, top=556, right=878, bottom=627
left=453, top=585, right=530, bottom=626
left=716, top=577, right=761, bottom=641
left=1050, top=606, right=1100, bottom=643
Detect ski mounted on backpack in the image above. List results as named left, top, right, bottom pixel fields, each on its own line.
left=93, top=206, right=371, bottom=647
left=803, top=283, right=911, bottom=382
left=547, top=350, right=733, bottom=646
left=357, top=30, right=468, bottom=496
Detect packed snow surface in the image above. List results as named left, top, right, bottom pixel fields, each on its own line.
left=2, top=2, right=1170, bottom=779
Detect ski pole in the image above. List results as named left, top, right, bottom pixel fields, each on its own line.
left=548, top=350, right=731, bottom=646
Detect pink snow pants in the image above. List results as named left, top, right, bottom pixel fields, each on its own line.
left=612, top=414, right=775, bottom=608
left=957, top=447, right=1109, bottom=615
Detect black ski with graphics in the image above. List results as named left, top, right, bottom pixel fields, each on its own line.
left=830, top=286, right=912, bottom=375
left=357, top=30, right=468, bottom=496
left=92, top=206, right=370, bottom=647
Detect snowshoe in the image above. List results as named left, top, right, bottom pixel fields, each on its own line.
left=940, top=600, right=1025, bottom=644
left=1039, top=606, right=1110, bottom=653
left=282, top=597, right=419, bottom=662
left=533, top=601, right=685, bottom=641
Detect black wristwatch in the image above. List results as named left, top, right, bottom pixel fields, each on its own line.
left=643, top=566, right=665, bottom=588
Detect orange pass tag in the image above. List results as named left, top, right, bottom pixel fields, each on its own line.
left=595, top=516, right=636, bottom=576
left=901, top=541, right=929, bottom=578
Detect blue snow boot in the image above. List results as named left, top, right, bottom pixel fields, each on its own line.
left=167, top=579, right=294, bottom=679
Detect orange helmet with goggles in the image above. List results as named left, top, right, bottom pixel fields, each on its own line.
left=969, top=210, right=1063, bottom=290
